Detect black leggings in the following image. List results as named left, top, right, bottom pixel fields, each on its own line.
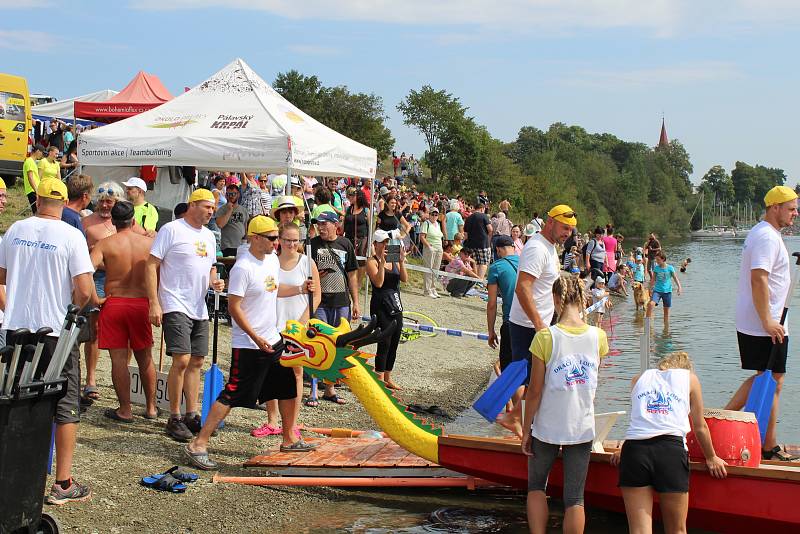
left=369, top=304, right=403, bottom=373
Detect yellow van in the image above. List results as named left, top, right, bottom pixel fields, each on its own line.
left=0, top=73, right=32, bottom=185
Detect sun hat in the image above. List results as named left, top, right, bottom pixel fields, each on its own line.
left=122, top=177, right=147, bottom=192
left=764, top=185, right=798, bottom=207
left=272, top=195, right=299, bottom=214
left=189, top=188, right=215, bottom=203
left=373, top=229, right=391, bottom=243
left=247, top=215, right=278, bottom=236
left=595, top=276, right=605, bottom=285
left=315, top=211, right=339, bottom=224
left=379, top=186, right=390, bottom=197
left=547, top=204, right=577, bottom=226
left=524, top=223, right=537, bottom=237
left=37, top=178, right=68, bottom=201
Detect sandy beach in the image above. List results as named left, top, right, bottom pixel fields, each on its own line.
left=48, top=286, right=498, bottom=533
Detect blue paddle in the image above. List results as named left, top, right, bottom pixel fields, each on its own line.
left=473, top=359, right=528, bottom=422
left=744, top=251, right=800, bottom=444
left=201, top=263, right=226, bottom=428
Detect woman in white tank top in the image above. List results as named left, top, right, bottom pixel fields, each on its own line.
left=251, top=222, right=321, bottom=437
left=521, top=276, right=608, bottom=534
left=611, top=352, right=727, bottom=533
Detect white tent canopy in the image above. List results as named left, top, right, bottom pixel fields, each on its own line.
left=79, top=59, right=377, bottom=178
left=32, top=89, right=118, bottom=121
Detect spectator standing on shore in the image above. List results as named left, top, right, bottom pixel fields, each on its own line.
left=146, top=189, right=224, bottom=442
left=500, top=205, right=577, bottom=437
left=23, top=144, right=44, bottom=213
left=344, top=189, right=370, bottom=290
left=90, top=201, right=157, bottom=422
left=602, top=227, right=618, bottom=281
left=463, top=202, right=493, bottom=279
left=445, top=200, right=464, bottom=242
left=310, top=211, right=359, bottom=404
left=419, top=205, right=445, bottom=299
left=725, top=185, right=799, bottom=461
left=367, top=229, right=407, bottom=390
left=512, top=225, right=524, bottom=256
left=584, top=227, right=607, bottom=279
left=61, top=174, right=92, bottom=234
left=644, top=233, right=662, bottom=277
left=487, top=235, right=519, bottom=372
left=123, top=177, right=158, bottom=237
left=240, top=173, right=272, bottom=218
left=0, top=178, right=95, bottom=504
left=39, top=146, right=61, bottom=182
left=217, top=184, right=248, bottom=257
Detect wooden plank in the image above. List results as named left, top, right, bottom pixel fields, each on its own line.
left=440, top=434, right=521, bottom=454
left=361, top=442, right=411, bottom=467
left=291, top=440, right=349, bottom=466
left=341, top=441, right=390, bottom=467
left=325, top=440, right=376, bottom=466
left=244, top=437, right=329, bottom=467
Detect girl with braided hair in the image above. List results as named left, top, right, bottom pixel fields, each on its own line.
left=521, top=274, right=609, bottom=534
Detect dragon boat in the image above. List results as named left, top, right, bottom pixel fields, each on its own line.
left=280, top=318, right=800, bottom=533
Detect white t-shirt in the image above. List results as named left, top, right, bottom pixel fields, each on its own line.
left=0, top=217, right=93, bottom=336
left=228, top=249, right=282, bottom=349
left=150, top=219, right=216, bottom=321
left=735, top=221, right=791, bottom=336
left=276, top=255, right=311, bottom=333
left=625, top=369, right=691, bottom=442
left=509, top=232, right=560, bottom=328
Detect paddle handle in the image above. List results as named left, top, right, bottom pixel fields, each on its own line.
left=212, top=264, right=222, bottom=366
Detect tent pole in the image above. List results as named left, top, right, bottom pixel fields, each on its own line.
left=364, top=176, right=375, bottom=319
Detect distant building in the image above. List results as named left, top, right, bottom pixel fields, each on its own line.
left=658, top=118, right=669, bottom=149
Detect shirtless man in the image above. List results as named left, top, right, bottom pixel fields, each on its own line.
left=90, top=201, right=157, bottom=421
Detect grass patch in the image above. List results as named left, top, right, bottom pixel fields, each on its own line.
left=0, top=181, right=31, bottom=232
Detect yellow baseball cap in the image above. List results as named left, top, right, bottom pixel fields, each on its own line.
left=764, top=185, right=798, bottom=207
left=547, top=204, right=577, bottom=226
left=189, top=188, right=215, bottom=204
left=37, top=178, right=68, bottom=201
left=247, top=215, right=278, bottom=236
left=0, top=177, right=6, bottom=189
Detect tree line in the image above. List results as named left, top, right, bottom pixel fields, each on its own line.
left=273, top=73, right=785, bottom=236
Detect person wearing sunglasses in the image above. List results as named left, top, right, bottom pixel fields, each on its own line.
left=185, top=216, right=318, bottom=470
left=216, top=184, right=249, bottom=257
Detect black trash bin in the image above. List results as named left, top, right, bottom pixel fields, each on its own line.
left=0, top=378, right=66, bottom=534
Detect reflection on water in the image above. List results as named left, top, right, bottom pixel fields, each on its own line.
left=294, top=238, right=798, bottom=532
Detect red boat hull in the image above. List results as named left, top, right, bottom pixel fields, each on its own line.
left=438, top=435, right=800, bottom=533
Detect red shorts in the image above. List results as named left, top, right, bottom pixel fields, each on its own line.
left=98, top=296, right=153, bottom=351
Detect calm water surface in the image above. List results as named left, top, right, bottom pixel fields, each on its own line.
left=295, top=237, right=797, bottom=532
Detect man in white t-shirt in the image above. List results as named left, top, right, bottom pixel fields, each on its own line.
left=726, top=185, right=799, bottom=461
left=0, top=178, right=95, bottom=504
left=0, top=178, right=7, bottom=348
left=146, top=188, right=225, bottom=442
left=499, top=204, right=576, bottom=437
left=184, top=216, right=317, bottom=470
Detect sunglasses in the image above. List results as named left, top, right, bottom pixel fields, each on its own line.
left=97, top=187, right=117, bottom=196
left=258, top=234, right=279, bottom=241
left=258, top=179, right=269, bottom=183
left=553, top=210, right=576, bottom=219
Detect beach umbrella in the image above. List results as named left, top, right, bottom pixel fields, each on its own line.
left=201, top=263, right=226, bottom=428
left=744, top=252, right=800, bottom=444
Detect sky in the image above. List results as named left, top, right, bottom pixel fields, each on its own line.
left=2, top=0, right=800, bottom=186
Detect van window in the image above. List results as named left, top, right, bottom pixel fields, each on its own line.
left=0, top=91, right=26, bottom=122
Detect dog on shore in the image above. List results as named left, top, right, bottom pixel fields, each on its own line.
left=632, top=282, right=649, bottom=312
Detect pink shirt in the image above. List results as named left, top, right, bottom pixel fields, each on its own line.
left=602, top=235, right=618, bottom=272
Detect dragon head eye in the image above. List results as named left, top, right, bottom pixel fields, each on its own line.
left=306, top=327, right=317, bottom=338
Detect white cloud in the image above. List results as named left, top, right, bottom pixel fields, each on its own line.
left=560, top=62, right=742, bottom=89
left=286, top=44, right=342, bottom=56
left=0, top=29, right=58, bottom=51
left=129, top=0, right=800, bottom=37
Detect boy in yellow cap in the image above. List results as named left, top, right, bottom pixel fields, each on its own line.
left=725, top=184, right=799, bottom=461
left=185, top=216, right=317, bottom=469
left=146, top=187, right=225, bottom=442
left=0, top=175, right=96, bottom=504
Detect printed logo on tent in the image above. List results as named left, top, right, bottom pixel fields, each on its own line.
left=285, top=111, right=303, bottom=124
left=148, top=113, right=205, bottom=129
left=211, top=114, right=252, bottom=130
left=148, top=119, right=198, bottom=129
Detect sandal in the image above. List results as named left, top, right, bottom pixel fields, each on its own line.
left=280, top=439, right=318, bottom=453
left=304, top=398, right=319, bottom=408
left=183, top=445, right=218, bottom=471
left=103, top=408, right=133, bottom=424
left=141, top=466, right=199, bottom=485
left=250, top=423, right=282, bottom=438
left=140, top=473, right=186, bottom=493
left=762, top=446, right=800, bottom=461
left=321, top=394, right=346, bottom=405
left=82, top=385, right=100, bottom=403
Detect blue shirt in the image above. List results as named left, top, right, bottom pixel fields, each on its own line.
left=633, top=263, right=645, bottom=283
left=652, top=263, right=675, bottom=293
left=487, top=254, right=519, bottom=322
left=445, top=211, right=464, bottom=241
left=61, top=206, right=85, bottom=236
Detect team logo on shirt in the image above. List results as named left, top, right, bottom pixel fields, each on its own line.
left=565, top=365, right=589, bottom=385
left=195, top=241, right=208, bottom=257
left=645, top=391, right=673, bottom=414
left=553, top=355, right=596, bottom=387
left=264, top=275, right=277, bottom=292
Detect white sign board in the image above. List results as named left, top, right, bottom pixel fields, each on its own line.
left=129, top=366, right=185, bottom=412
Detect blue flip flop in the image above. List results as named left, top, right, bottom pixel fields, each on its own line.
left=142, top=466, right=199, bottom=486
left=140, top=473, right=186, bottom=493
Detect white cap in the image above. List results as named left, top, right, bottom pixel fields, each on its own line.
left=373, top=229, right=391, bottom=243
left=122, top=177, right=147, bottom=192
left=595, top=276, right=605, bottom=285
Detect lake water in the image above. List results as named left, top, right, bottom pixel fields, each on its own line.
left=296, top=236, right=799, bottom=532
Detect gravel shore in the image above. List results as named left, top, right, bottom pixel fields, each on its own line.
left=48, top=286, right=497, bottom=533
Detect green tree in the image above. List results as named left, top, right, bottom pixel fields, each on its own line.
left=273, top=71, right=394, bottom=158
left=700, top=165, right=734, bottom=205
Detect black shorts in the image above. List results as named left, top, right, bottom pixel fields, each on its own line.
left=217, top=341, right=295, bottom=408
left=618, top=435, right=689, bottom=493
left=498, top=321, right=512, bottom=371
left=737, top=331, right=789, bottom=374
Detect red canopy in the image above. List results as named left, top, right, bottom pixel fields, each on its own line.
left=74, top=71, right=173, bottom=122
